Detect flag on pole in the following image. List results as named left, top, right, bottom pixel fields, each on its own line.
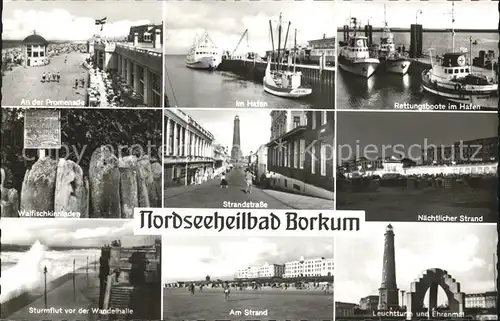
left=95, top=17, right=107, bottom=31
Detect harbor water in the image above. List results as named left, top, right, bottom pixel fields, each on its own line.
left=165, top=55, right=335, bottom=109
left=337, top=31, right=498, bottom=110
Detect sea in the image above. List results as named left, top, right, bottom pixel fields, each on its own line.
left=165, top=55, right=335, bottom=109
left=0, top=241, right=101, bottom=305
left=337, top=31, right=499, bottom=110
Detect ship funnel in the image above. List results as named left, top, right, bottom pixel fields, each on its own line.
left=133, top=32, right=139, bottom=46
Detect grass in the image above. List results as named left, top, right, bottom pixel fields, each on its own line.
left=164, top=288, right=334, bottom=321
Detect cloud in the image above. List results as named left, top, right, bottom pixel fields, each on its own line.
left=162, top=236, right=333, bottom=282
left=336, top=2, right=497, bottom=29
left=335, top=222, right=497, bottom=304
left=165, top=2, right=335, bottom=55
left=3, top=9, right=154, bottom=41
left=0, top=219, right=138, bottom=247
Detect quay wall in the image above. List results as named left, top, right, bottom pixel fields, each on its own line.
left=218, top=59, right=335, bottom=85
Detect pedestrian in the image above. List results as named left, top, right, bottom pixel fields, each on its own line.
left=224, top=283, right=230, bottom=301
left=220, top=173, right=228, bottom=188
left=75, top=79, right=78, bottom=88
left=57, top=72, right=61, bottom=82
left=42, top=72, right=46, bottom=83
left=244, top=169, right=255, bottom=193
left=47, top=72, right=52, bottom=82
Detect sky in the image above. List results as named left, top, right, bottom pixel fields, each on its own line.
left=162, top=236, right=333, bottom=283
left=165, top=1, right=335, bottom=55
left=0, top=219, right=152, bottom=248
left=336, top=112, right=498, bottom=164
left=3, top=2, right=162, bottom=41
left=335, top=222, right=497, bottom=305
left=336, top=2, right=498, bottom=30
left=179, top=109, right=273, bottom=156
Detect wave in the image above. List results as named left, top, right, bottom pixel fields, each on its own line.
left=0, top=241, right=100, bottom=305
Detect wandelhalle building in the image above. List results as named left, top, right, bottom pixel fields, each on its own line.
left=265, top=110, right=334, bottom=200
left=92, top=23, right=163, bottom=106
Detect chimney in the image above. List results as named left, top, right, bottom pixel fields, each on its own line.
left=133, top=32, right=138, bottom=46
left=154, top=28, right=161, bottom=49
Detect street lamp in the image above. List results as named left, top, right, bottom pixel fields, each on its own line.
left=43, top=266, right=48, bottom=308
left=415, top=9, right=422, bottom=26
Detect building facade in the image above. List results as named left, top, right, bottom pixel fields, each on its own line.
left=465, top=291, right=497, bottom=309
left=164, top=109, right=215, bottom=186
left=283, top=257, right=334, bottom=278
left=359, top=295, right=379, bottom=311
left=335, top=302, right=358, bottom=317
left=267, top=110, right=334, bottom=196
left=308, top=35, right=336, bottom=58
left=424, top=136, right=498, bottom=165
left=235, top=263, right=285, bottom=279
left=23, top=33, right=49, bottom=67
left=94, top=24, right=163, bottom=106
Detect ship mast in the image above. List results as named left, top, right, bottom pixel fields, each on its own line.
left=269, top=20, right=275, bottom=64
left=276, top=13, right=282, bottom=71
left=451, top=1, right=455, bottom=52
left=293, top=28, right=297, bottom=73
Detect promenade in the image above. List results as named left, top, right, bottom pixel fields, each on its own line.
left=2, top=52, right=89, bottom=107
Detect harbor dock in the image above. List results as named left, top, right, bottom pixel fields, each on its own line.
left=218, top=58, right=335, bottom=86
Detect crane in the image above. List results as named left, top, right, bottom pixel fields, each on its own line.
left=231, top=29, right=249, bottom=58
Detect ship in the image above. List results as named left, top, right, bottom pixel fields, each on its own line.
left=263, top=13, right=312, bottom=98
left=185, top=31, right=222, bottom=70
left=378, top=5, right=411, bottom=75
left=338, top=18, right=380, bottom=78
left=421, top=2, right=498, bottom=108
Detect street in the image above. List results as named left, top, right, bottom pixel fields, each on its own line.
left=164, top=167, right=334, bottom=210
left=2, top=52, right=89, bottom=106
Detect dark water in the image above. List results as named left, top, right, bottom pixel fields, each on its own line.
left=165, top=55, right=334, bottom=109
left=337, top=31, right=498, bottom=110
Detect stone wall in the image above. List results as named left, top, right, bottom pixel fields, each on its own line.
left=0, top=145, right=162, bottom=218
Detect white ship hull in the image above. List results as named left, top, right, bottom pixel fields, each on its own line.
left=338, top=60, right=379, bottom=78
left=421, top=83, right=498, bottom=109
left=185, top=56, right=221, bottom=70
left=383, top=59, right=411, bottom=75
left=263, top=80, right=312, bottom=98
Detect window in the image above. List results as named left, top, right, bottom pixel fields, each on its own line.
left=293, top=140, right=299, bottom=168
left=299, top=139, right=305, bottom=169
left=322, top=111, right=328, bottom=125
left=284, top=145, right=289, bottom=167
left=311, top=143, right=316, bottom=174
left=293, top=116, right=300, bottom=128
left=311, top=112, right=316, bottom=129
left=320, top=142, right=327, bottom=176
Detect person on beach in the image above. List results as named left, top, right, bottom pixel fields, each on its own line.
left=189, top=283, right=195, bottom=295
left=224, top=284, right=230, bottom=301
left=220, top=174, right=228, bottom=188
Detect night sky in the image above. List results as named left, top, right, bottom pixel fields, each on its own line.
left=337, top=111, right=498, bottom=163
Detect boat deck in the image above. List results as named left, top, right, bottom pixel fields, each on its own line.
left=409, top=56, right=495, bottom=77
left=242, top=58, right=335, bottom=72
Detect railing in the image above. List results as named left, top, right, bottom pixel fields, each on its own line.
left=103, top=274, right=114, bottom=309
left=116, top=43, right=162, bottom=58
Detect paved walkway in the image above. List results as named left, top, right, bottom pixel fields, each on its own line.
left=2, top=52, right=89, bottom=107
left=164, top=168, right=334, bottom=209
left=6, top=273, right=98, bottom=321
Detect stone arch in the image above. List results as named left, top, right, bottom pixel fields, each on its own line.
left=406, top=268, right=465, bottom=320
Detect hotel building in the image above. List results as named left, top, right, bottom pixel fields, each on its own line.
left=465, top=291, right=497, bottom=309
left=93, top=23, right=163, bottom=106
left=164, top=109, right=215, bottom=186
left=235, top=257, right=334, bottom=280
